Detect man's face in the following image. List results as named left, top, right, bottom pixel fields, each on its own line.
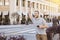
left=34, top=11, right=39, bottom=18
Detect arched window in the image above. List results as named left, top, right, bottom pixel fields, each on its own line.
left=40, top=4, right=42, bottom=9
left=37, top=3, right=38, bottom=8
left=28, top=1, right=30, bottom=7
left=4, top=0, right=5, bottom=6
left=0, top=0, right=3, bottom=5
left=22, top=0, right=25, bottom=7
left=4, top=0, right=9, bottom=6
left=43, top=5, right=45, bottom=10
left=46, top=5, right=48, bottom=10
left=32, top=2, right=35, bottom=8
left=16, top=0, right=18, bottom=6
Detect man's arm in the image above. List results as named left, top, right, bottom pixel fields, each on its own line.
left=39, top=18, right=48, bottom=29
left=39, top=25, right=48, bottom=29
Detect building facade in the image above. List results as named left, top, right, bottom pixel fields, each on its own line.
left=0, top=0, right=59, bottom=24
left=0, top=0, right=58, bottom=15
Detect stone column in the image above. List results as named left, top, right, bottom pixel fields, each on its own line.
left=9, top=0, right=16, bottom=24
left=19, top=0, right=22, bottom=24
left=25, top=0, right=28, bottom=20
left=20, top=0, right=22, bottom=14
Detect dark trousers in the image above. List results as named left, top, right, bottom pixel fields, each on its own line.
left=46, top=25, right=60, bottom=40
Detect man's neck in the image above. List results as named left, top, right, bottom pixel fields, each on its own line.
left=35, top=17, right=39, bottom=19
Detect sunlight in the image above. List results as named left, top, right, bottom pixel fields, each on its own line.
left=46, top=0, right=60, bottom=4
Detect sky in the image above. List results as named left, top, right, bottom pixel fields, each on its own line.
left=46, top=0, right=60, bottom=4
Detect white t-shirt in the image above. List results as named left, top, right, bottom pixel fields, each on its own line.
left=32, top=17, right=47, bottom=35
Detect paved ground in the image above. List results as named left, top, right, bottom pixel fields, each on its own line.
left=53, top=34, right=59, bottom=40
left=0, top=22, right=59, bottom=40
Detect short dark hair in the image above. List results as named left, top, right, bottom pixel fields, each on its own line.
left=34, top=11, right=39, bottom=14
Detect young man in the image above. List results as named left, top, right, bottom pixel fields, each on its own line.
left=46, top=16, right=59, bottom=40
left=28, top=11, right=48, bottom=40
left=52, top=16, right=59, bottom=26
left=46, top=24, right=60, bottom=40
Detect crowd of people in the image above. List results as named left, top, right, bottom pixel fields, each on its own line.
left=0, top=10, right=60, bottom=40
left=28, top=10, right=60, bottom=40
left=0, top=33, right=25, bottom=40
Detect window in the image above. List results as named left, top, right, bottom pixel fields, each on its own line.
left=28, top=1, right=30, bottom=7
left=40, top=4, right=42, bottom=9
left=47, top=6, right=49, bottom=10
left=0, top=0, right=1, bottom=2
left=46, top=5, right=48, bottom=10
left=37, top=3, right=38, bottom=8
left=32, top=2, right=35, bottom=8
left=49, top=6, right=50, bottom=10
left=43, top=5, right=45, bottom=9
left=22, top=0, right=25, bottom=7
left=4, top=0, right=9, bottom=6
left=58, top=5, right=60, bottom=13
left=0, top=0, right=2, bottom=5
left=45, top=5, right=46, bottom=10
left=51, top=7, right=53, bottom=12
left=4, top=0, right=5, bottom=6
left=16, top=0, right=18, bottom=6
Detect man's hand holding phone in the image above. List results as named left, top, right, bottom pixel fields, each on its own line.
left=37, top=25, right=47, bottom=29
